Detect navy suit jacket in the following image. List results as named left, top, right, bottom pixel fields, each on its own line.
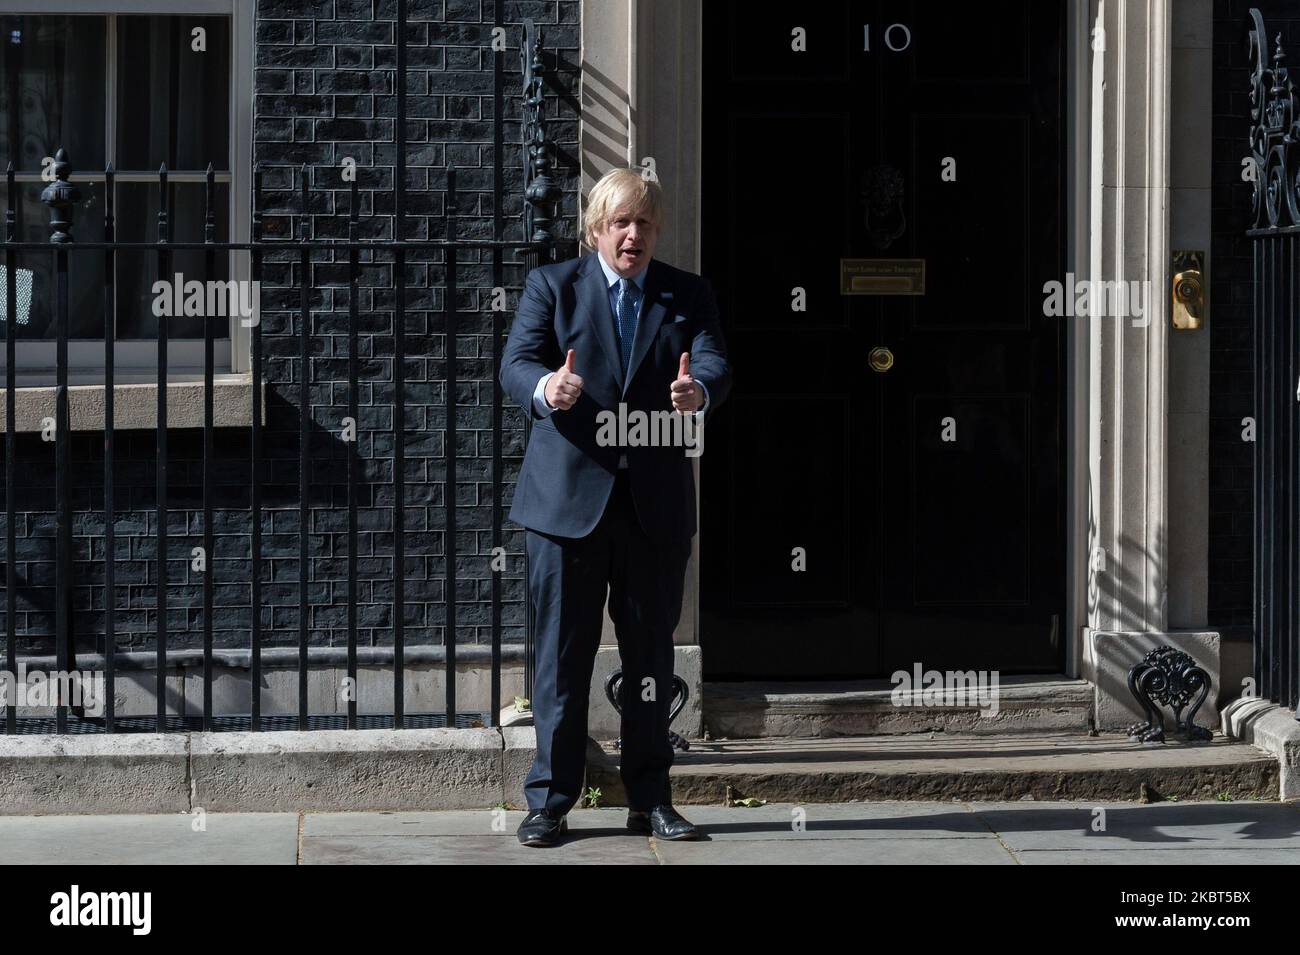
left=501, top=252, right=732, bottom=547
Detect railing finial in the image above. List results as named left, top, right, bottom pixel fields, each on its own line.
left=40, top=147, right=80, bottom=244
left=520, top=19, right=560, bottom=253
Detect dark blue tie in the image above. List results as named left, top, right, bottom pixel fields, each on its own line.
left=616, top=277, right=639, bottom=377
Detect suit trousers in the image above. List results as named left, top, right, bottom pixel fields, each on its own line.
left=523, top=469, right=691, bottom=814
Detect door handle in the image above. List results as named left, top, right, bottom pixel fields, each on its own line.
left=869, top=346, right=894, bottom=373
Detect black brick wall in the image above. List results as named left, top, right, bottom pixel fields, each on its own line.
left=1209, top=0, right=1300, bottom=636
left=1, top=0, right=580, bottom=661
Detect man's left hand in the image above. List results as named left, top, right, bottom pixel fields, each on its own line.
left=670, top=352, right=703, bottom=413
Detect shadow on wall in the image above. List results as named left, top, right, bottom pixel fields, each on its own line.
left=1085, top=474, right=1235, bottom=726
left=1085, top=472, right=1169, bottom=634
left=578, top=59, right=634, bottom=184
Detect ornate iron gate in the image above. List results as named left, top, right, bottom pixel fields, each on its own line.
left=1247, top=7, right=1300, bottom=715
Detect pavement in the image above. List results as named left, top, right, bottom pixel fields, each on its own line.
left=3, top=800, right=1300, bottom=864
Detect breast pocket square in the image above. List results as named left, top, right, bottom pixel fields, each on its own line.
left=671, top=313, right=688, bottom=323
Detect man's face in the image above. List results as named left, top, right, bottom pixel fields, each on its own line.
left=595, top=202, right=659, bottom=277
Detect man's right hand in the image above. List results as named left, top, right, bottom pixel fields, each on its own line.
left=545, top=349, right=584, bottom=411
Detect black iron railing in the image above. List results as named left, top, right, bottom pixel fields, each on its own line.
left=0, top=8, right=564, bottom=734
left=1246, top=8, right=1300, bottom=715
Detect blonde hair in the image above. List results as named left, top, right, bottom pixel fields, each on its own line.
left=582, top=168, right=663, bottom=248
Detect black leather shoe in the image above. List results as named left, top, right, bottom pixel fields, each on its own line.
left=517, top=808, right=568, bottom=847
left=626, top=804, right=701, bottom=840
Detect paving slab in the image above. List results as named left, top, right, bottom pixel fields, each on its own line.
left=641, top=803, right=1015, bottom=865
left=299, top=808, right=659, bottom=865
left=296, top=804, right=1018, bottom=864
left=1015, top=848, right=1300, bottom=864
left=654, top=837, right=1018, bottom=864
left=966, top=800, right=1300, bottom=853
left=648, top=801, right=1300, bottom=864
left=639, top=801, right=994, bottom=839
left=0, top=813, right=299, bottom=864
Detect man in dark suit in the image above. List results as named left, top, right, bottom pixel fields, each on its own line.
left=501, top=168, right=731, bottom=847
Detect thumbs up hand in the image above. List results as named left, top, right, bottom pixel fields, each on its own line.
left=545, top=349, right=584, bottom=411
left=670, top=352, right=703, bottom=413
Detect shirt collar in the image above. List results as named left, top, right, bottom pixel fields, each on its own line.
left=596, top=248, right=649, bottom=292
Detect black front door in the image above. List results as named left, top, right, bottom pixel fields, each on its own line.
left=700, top=0, right=1066, bottom=679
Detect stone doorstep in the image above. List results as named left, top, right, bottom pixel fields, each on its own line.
left=585, top=733, right=1281, bottom=807
left=704, top=676, right=1095, bottom=739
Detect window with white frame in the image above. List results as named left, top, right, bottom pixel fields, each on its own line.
left=0, top=1, right=252, bottom=381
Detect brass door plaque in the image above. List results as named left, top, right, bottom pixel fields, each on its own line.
left=840, top=258, right=925, bottom=295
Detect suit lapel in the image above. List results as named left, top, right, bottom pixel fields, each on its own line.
left=623, top=257, right=669, bottom=398
left=575, top=252, right=625, bottom=392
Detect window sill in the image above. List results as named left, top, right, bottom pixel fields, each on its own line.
left=0, top=373, right=262, bottom=432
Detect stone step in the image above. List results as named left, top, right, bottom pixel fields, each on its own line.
left=584, top=732, right=1279, bottom=805
left=703, top=675, right=1094, bottom=738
